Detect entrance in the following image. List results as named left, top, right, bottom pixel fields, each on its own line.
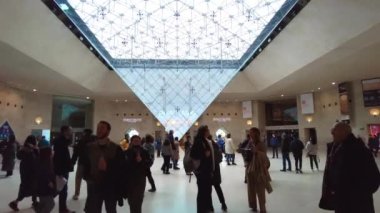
left=126, top=128, right=140, bottom=138
left=216, top=128, right=228, bottom=138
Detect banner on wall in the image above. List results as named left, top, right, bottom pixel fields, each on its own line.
left=300, top=93, right=314, bottom=114
left=242, top=101, right=252, bottom=118
left=0, top=121, right=15, bottom=141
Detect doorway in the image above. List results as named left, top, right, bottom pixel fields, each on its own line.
left=304, top=128, right=317, bottom=143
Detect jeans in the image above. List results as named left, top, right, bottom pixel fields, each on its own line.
left=226, top=154, right=235, bottom=164
left=58, top=173, right=69, bottom=211
left=282, top=152, right=291, bottom=170
left=196, top=174, right=213, bottom=213
left=309, top=155, right=319, bottom=170
left=85, top=183, right=117, bottom=213
left=293, top=153, right=303, bottom=171
left=272, top=146, right=279, bottom=158
left=36, top=196, right=55, bottom=213
left=162, top=155, right=171, bottom=173
left=146, top=168, right=156, bottom=190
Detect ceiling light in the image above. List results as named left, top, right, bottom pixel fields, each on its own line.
left=318, top=87, right=321, bottom=90
left=79, top=36, right=83, bottom=41
left=59, top=3, right=69, bottom=11
left=268, top=38, right=272, bottom=43
left=115, top=99, right=119, bottom=102
left=32, top=89, right=37, bottom=92
left=86, top=96, right=90, bottom=100
left=281, top=94, right=284, bottom=97
left=124, top=99, right=128, bottom=102
left=89, top=47, right=93, bottom=51
left=332, top=82, right=336, bottom=85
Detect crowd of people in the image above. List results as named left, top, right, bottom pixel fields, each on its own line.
left=0, top=121, right=379, bottom=213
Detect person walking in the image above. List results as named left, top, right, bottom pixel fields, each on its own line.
left=305, top=138, right=319, bottom=171
left=225, top=133, right=237, bottom=165
left=290, top=135, right=304, bottom=174
left=143, top=134, right=156, bottom=192
left=269, top=134, right=279, bottom=159
left=246, top=128, right=272, bottom=213
left=123, top=135, right=151, bottom=213
left=71, top=129, right=95, bottom=200
left=216, top=135, right=225, bottom=154
left=280, top=133, right=292, bottom=172
left=9, top=135, right=39, bottom=211
left=319, top=122, right=380, bottom=213
left=190, top=125, right=214, bottom=213
left=161, top=138, right=172, bottom=174
left=2, top=134, right=18, bottom=177
left=35, top=142, right=56, bottom=213
left=83, top=121, right=124, bottom=213
left=210, top=136, right=228, bottom=212
left=53, top=126, right=75, bottom=213
left=155, top=136, right=162, bottom=158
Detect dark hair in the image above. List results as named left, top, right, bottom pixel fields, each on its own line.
left=83, top=129, right=92, bottom=135
left=250, top=127, right=261, bottom=144
left=60, top=125, right=70, bottom=133
left=24, top=135, right=36, bottom=146
left=226, top=133, right=231, bottom=138
left=175, top=137, right=178, bottom=141
left=130, top=135, right=141, bottom=142
left=145, top=134, right=154, bottom=143
left=194, top=125, right=209, bottom=142
left=99, top=121, right=111, bottom=131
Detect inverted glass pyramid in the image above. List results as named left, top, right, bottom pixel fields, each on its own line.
left=53, top=0, right=298, bottom=138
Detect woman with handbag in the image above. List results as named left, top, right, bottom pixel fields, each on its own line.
left=246, top=128, right=272, bottom=213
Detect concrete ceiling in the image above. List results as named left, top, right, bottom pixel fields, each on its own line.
left=0, top=0, right=379, bottom=102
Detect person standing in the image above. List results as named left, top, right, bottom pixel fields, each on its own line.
left=143, top=134, right=156, bottom=192
left=161, top=138, right=172, bottom=174
left=210, top=136, right=228, bottom=211
left=216, top=135, right=225, bottom=154
left=246, top=128, right=272, bottom=213
left=155, top=136, right=162, bottom=158
left=190, top=125, right=214, bottom=213
left=71, top=129, right=95, bottom=200
left=305, top=138, right=319, bottom=171
left=83, top=121, right=124, bottom=213
left=320, top=122, right=380, bottom=213
left=290, top=135, right=304, bottom=174
left=172, top=137, right=180, bottom=170
left=35, top=143, right=56, bottom=213
left=53, top=126, right=75, bottom=213
left=123, top=135, right=151, bottom=213
left=9, top=135, right=39, bottom=211
left=2, top=134, right=18, bottom=177
left=280, top=133, right=292, bottom=172
left=225, top=133, right=237, bottom=165
left=269, top=134, right=279, bottom=159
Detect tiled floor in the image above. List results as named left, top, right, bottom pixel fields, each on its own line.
left=1, top=151, right=380, bottom=213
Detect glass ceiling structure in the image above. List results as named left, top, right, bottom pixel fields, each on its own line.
left=52, top=0, right=299, bottom=138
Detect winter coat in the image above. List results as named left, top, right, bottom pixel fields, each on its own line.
left=172, top=140, right=180, bottom=160
left=290, top=139, right=304, bottom=155
left=71, top=134, right=96, bottom=165
left=281, top=136, right=292, bottom=153
left=17, top=146, right=39, bottom=197
left=161, top=139, right=172, bottom=156
left=190, top=137, right=214, bottom=177
left=324, top=134, right=380, bottom=213
left=225, top=138, right=236, bottom=154
left=1, top=140, right=18, bottom=171
left=36, top=147, right=56, bottom=196
left=53, top=136, right=73, bottom=175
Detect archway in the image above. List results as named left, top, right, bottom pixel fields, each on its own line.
left=215, top=128, right=228, bottom=139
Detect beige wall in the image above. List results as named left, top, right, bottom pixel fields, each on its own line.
left=297, top=80, right=380, bottom=146
left=0, top=83, right=52, bottom=141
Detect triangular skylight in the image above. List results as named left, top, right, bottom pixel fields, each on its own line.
left=52, top=0, right=299, bottom=138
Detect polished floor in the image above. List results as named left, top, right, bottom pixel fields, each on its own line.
left=1, top=150, right=380, bottom=213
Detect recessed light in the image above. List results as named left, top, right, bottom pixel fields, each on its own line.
left=32, top=89, right=37, bottom=92
left=124, top=99, right=128, bottom=102
left=89, top=47, right=93, bottom=51
left=281, top=94, right=284, bottom=97
left=332, top=82, right=336, bottom=85
left=115, top=99, right=119, bottom=102
left=79, top=36, right=83, bottom=41
left=268, top=38, right=271, bottom=43
left=86, top=96, right=90, bottom=100
left=318, top=87, right=321, bottom=90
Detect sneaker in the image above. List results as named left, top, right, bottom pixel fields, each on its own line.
left=73, top=195, right=79, bottom=200
left=232, top=163, right=237, bottom=165
left=280, top=169, right=286, bottom=172
left=9, top=201, right=19, bottom=211
left=148, top=188, right=156, bottom=192
left=299, top=170, right=303, bottom=174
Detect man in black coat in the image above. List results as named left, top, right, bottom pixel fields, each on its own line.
left=280, top=133, right=292, bottom=172
left=323, top=122, right=380, bottom=213
left=53, top=126, right=75, bottom=213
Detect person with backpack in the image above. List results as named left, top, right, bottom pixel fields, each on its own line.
left=290, top=135, right=305, bottom=174
left=209, top=135, right=228, bottom=212
left=161, top=137, right=172, bottom=175
left=9, top=135, right=39, bottom=211
left=269, top=133, right=279, bottom=159
left=190, top=125, right=215, bottom=213
left=143, top=134, right=156, bottom=192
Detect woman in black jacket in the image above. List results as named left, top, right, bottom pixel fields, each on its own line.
left=190, top=125, right=214, bottom=213
left=9, top=135, right=39, bottom=211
